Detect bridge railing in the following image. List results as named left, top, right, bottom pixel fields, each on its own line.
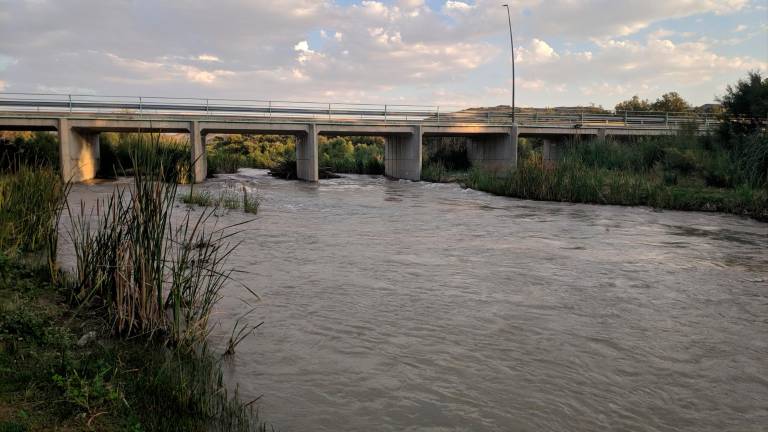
left=0, top=92, right=721, bottom=130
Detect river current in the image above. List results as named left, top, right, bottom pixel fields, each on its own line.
left=65, top=169, right=767, bottom=432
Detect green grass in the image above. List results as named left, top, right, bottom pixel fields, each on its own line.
left=0, top=144, right=269, bottom=429
left=99, top=132, right=192, bottom=183
left=0, top=257, right=270, bottom=431
left=181, top=185, right=262, bottom=215
left=464, top=152, right=768, bottom=221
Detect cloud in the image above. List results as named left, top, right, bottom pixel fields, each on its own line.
left=294, top=40, right=312, bottom=53
left=197, top=54, right=221, bottom=62
left=0, top=0, right=760, bottom=107
left=0, top=80, right=5, bottom=91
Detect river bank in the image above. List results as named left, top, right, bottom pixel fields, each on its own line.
left=422, top=134, right=768, bottom=222
left=0, top=160, right=268, bottom=431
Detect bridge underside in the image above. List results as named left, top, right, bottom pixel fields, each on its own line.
left=0, top=112, right=683, bottom=183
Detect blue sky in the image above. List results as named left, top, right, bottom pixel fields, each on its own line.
left=0, top=0, right=765, bottom=109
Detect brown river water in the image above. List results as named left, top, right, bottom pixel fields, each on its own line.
left=64, top=169, right=767, bottom=432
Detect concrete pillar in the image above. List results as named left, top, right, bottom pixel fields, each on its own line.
left=597, top=128, right=607, bottom=141
left=542, top=138, right=564, bottom=162
left=296, top=124, right=319, bottom=182
left=466, top=125, right=518, bottom=173
left=58, top=118, right=100, bottom=182
left=384, top=125, right=422, bottom=181
left=190, top=121, right=207, bottom=183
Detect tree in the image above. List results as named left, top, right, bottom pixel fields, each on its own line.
left=651, top=92, right=691, bottom=112
left=720, top=71, right=768, bottom=121
left=615, top=95, right=651, bottom=112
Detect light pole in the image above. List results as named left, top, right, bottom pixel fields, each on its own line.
left=502, top=4, right=515, bottom=124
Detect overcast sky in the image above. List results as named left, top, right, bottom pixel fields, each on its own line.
left=0, top=0, right=766, bottom=109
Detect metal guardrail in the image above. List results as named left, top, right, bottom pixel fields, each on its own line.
left=0, top=92, right=720, bottom=130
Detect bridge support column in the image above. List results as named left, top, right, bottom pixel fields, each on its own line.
left=58, top=119, right=100, bottom=182
left=190, top=121, right=207, bottom=183
left=297, top=124, right=318, bottom=182
left=597, top=128, right=607, bottom=141
left=466, top=125, right=518, bottom=172
left=384, top=126, right=422, bottom=181
left=542, top=138, right=565, bottom=162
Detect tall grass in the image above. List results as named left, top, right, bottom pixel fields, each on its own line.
left=182, top=184, right=262, bottom=215
left=465, top=152, right=768, bottom=221
left=99, top=132, right=191, bottom=183
left=68, top=140, right=250, bottom=347
left=0, top=164, right=69, bottom=279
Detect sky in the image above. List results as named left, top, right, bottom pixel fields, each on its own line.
left=0, top=0, right=766, bottom=109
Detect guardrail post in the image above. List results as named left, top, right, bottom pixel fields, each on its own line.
left=384, top=104, right=387, bottom=123
left=436, top=106, right=440, bottom=126
left=139, top=97, right=143, bottom=116
left=68, top=94, right=72, bottom=113
left=624, top=111, right=628, bottom=126
left=487, top=111, right=490, bottom=124
left=268, top=101, right=272, bottom=119
left=328, top=103, right=332, bottom=121
left=665, top=112, right=669, bottom=127
left=205, top=99, right=209, bottom=117
left=580, top=112, right=584, bottom=124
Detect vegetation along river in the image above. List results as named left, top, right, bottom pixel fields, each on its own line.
left=62, top=169, right=767, bottom=432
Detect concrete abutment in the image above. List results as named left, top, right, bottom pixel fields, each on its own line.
left=58, top=119, right=100, bottom=183
left=466, top=125, right=518, bottom=173
left=384, top=126, right=422, bottom=181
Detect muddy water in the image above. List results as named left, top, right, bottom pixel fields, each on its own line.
left=65, top=169, right=767, bottom=432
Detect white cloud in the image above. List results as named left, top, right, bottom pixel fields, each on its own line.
left=294, top=40, right=312, bottom=53
left=734, top=24, right=748, bottom=32
left=445, top=1, right=474, bottom=12
left=0, top=80, right=5, bottom=91
left=0, top=0, right=760, bottom=107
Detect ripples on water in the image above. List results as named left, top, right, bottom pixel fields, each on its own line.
left=64, top=169, right=768, bottom=432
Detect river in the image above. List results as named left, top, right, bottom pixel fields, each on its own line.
left=65, top=169, right=767, bottom=432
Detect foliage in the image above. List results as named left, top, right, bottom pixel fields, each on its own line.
left=0, top=164, right=69, bottom=280
left=207, top=134, right=296, bottom=175
left=318, top=136, right=385, bottom=174
left=181, top=184, right=262, bottom=215
left=615, top=95, right=652, bottom=112
left=68, top=141, right=250, bottom=347
left=0, top=256, right=268, bottom=431
left=464, top=133, right=768, bottom=221
left=651, top=92, right=691, bottom=112
left=100, top=132, right=192, bottom=183
left=615, top=92, right=691, bottom=113
left=0, top=132, right=60, bottom=171
left=719, top=71, right=768, bottom=136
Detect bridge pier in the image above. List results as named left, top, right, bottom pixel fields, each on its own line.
left=297, top=124, right=319, bottom=182
left=384, top=126, right=422, bottom=181
left=466, top=125, right=518, bottom=172
left=58, top=119, right=100, bottom=182
left=190, top=121, right=207, bottom=183
left=542, top=138, right=564, bottom=162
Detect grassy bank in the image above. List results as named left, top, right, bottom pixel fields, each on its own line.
left=0, top=153, right=269, bottom=430
left=461, top=134, right=768, bottom=221
left=0, top=258, right=262, bottom=431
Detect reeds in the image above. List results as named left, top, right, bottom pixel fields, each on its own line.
left=0, top=163, right=69, bottom=279
left=181, top=184, right=262, bottom=215
left=68, top=139, right=250, bottom=347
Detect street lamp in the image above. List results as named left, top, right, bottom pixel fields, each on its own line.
left=502, top=4, right=515, bottom=124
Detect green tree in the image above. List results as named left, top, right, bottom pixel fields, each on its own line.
left=651, top=92, right=691, bottom=112
left=615, top=95, right=651, bottom=112
left=720, top=71, right=768, bottom=123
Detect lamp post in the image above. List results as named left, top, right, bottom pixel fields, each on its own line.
left=502, top=4, right=515, bottom=124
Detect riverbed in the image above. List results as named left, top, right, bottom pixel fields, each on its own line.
left=66, top=169, right=767, bottom=431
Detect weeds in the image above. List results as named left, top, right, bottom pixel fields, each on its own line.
left=182, top=184, right=263, bottom=215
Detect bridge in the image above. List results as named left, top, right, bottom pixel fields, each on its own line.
left=0, top=93, right=717, bottom=183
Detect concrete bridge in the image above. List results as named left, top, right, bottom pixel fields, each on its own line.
left=0, top=93, right=717, bottom=183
